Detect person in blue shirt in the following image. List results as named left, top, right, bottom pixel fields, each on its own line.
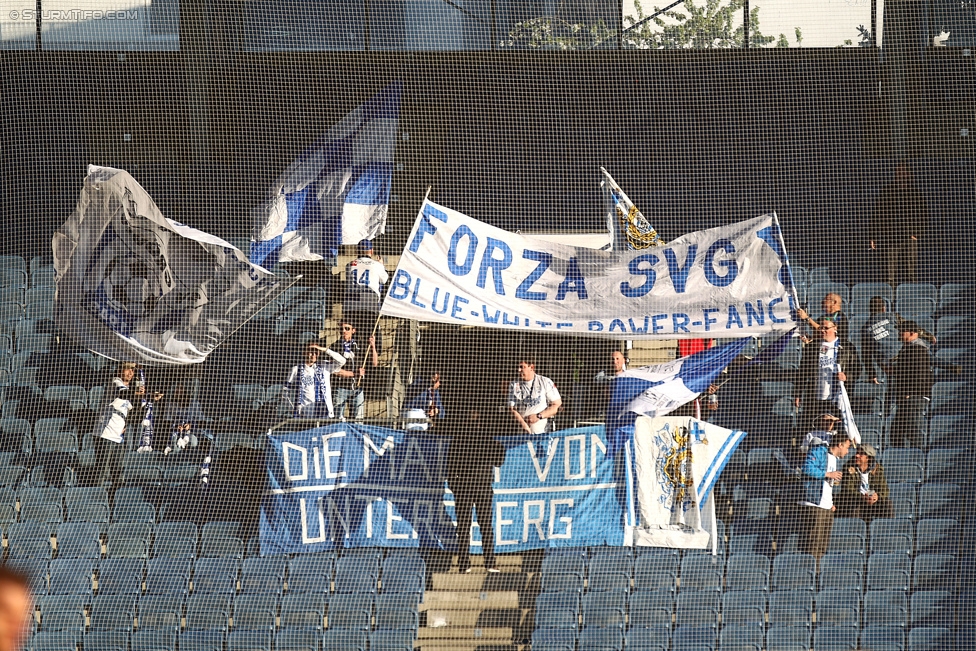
left=799, top=432, right=854, bottom=562
left=401, top=370, right=446, bottom=431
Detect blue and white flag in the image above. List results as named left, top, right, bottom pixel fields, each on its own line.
left=601, top=167, right=665, bottom=252
left=607, top=338, right=751, bottom=455
left=53, top=166, right=295, bottom=366
left=250, top=82, right=401, bottom=267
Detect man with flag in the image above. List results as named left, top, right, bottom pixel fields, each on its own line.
left=795, top=317, right=860, bottom=428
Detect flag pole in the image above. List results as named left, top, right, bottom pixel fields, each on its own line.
left=771, top=212, right=802, bottom=312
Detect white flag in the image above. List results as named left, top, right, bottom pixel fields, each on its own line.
left=53, top=165, right=295, bottom=365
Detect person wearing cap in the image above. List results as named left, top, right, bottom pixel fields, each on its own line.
left=329, top=320, right=378, bottom=420
left=344, top=239, right=389, bottom=352
left=93, top=361, right=146, bottom=487
left=798, top=431, right=854, bottom=561
left=284, top=342, right=347, bottom=419
left=837, top=443, right=893, bottom=522
left=400, top=369, right=446, bottom=431
left=888, top=319, right=934, bottom=448
left=796, top=316, right=860, bottom=428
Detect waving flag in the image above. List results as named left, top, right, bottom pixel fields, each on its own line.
left=53, top=165, right=295, bottom=366
left=601, top=167, right=665, bottom=252
left=607, top=338, right=750, bottom=455
left=250, top=82, right=401, bottom=267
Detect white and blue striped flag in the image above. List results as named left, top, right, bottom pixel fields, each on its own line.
left=250, top=82, right=402, bottom=267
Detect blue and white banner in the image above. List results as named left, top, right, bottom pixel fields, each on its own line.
left=53, top=166, right=294, bottom=366
left=250, top=82, right=401, bottom=267
left=632, top=416, right=746, bottom=549
left=601, top=168, right=665, bottom=252
left=260, top=424, right=635, bottom=555
left=381, top=199, right=797, bottom=338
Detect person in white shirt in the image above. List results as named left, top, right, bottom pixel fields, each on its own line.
left=799, top=433, right=853, bottom=561
left=285, top=343, right=347, bottom=419
left=508, top=356, right=562, bottom=435
left=94, top=361, right=144, bottom=487
left=344, top=239, right=389, bottom=353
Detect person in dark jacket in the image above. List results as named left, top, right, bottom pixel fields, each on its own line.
left=888, top=320, right=934, bottom=448
left=837, top=443, right=893, bottom=522
left=860, top=297, right=902, bottom=384
left=796, top=318, right=860, bottom=428
left=447, top=398, right=503, bottom=574
left=869, top=161, right=929, bottom=285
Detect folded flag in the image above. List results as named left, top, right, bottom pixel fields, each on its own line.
left=600, top=167, right=665, bottom=252
left=607, top=338, right=751, bottom=455
left=250, top=82, right=402, bottom=267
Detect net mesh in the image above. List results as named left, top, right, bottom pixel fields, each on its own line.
left=1, top=1, right=974, bottom=650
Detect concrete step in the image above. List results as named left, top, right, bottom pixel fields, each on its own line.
left=430, top=571, right=531, bottom=593
left=418, top=627, right=513, bottom=640
left=422, top=591, right=520, bottom=611
left=423, top=607, right=529, bottom=630
left=415, top=641, right=525, bottom=651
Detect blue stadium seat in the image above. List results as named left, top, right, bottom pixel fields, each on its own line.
left=39, top=595, right=86, bottom=632
left=768, top=590, right=813, bottom=628
left=89, top=594, right=137, bottom=631
left=327, top=594, right=372, bottom=631
left=867, top=554, right=911, bottom=592
left=145, top=558, right=191, bottom=596
left=588, top=554, right=633, bottom=593
left=912, top=554, right=956, bottom=592
left=860, top=625, right=906, bottom=651
left=106, top=523, right=151, bottom=559
left=816, top=589, right=860, bottom=628
left=629, top=590, right=673, bottom=628
left=534, top=592, right=579, bottom=629
left=882, top=449, right=925, bottom=484
left=375, top=593, right=419, bottom=631
left=64, top=487, right=109, bottom=524
left=242, top=556, right=287, bottom=581
left=890, top=484, right=917, bottom=521
left=333, top=557, right=378, bottom=594
left=910, top=590, right=954, bottom=628
left=153, top=522, right=198, bottom=559
left=132, top=630, right=177, bottom=651
left=578, top=626, right=624, bottom=651
left=53, top=523, right=100, bottom=559
left=680, top=555, right=724, bottom=592
left=925, top=448, right=970, bottom=484
left=380, top=553, right=425, bottom=597
left=673, top=625, right=718, bottom=651
left=864, top=589, right=908, bottom=627
left=721, top=591, right=765, bottom=627
left=870, top=518, right=914, bottom=555
left=918, top=483, right=961, bottom=519
left=853, top=415, right=884, bottom=449
left=772, top=554, right=816, bottom=592
left=121, top=452, right=163, bottom=486
left=767, top=625, right=810, bottom=651
left=368, top=629, right=415, bottom=651
left=532, top=628, right=577, bottom=651
left=813, top=626, right=858, bottom=651
left=582, top=591, right=627, bottom=629
left=9, top=557, right=49, bottom=596
left=275, top=628, right=321, bottom=651
left=194, top=557, right=240, bottom=583
left=634, top=552, right=678, bottom=592
left=720, top=624, right=764, bottom=651
left=227, top=630, right=273, bottom=651
left=286, top=554, right=333, bottom=594
left=928, top=382, right=967, bottom=416
left=675, top=591, right=721, bottom=629
left=232, top=594, right=277, bottom=631
left=240, top=573, right=282, bottom=596
left=185, top=594, right=230, bottom=631
left=280, top=593, right=326, bottom=630
left=97, top=559, right=145, bottom=595
left=933, top=350, right=967, bottom=379
left=180, top=630, right=225, bottom=651
left=936, top=283, right=970, bottom=314
left=819, top=553, right=864, bottom=592
left=625, top=627, right=670, bottom=651
left=935, top=317, right=972, bottom=347
left=27, top=632, right=81, bottom=651
left=907, top=627, right=952, bottom=651
left=925, top=415, right=965, bottom=447
left=541, top=553, right=586, bottom=593
left=828, top=518, right=867, bottom=556
left=137, top=595, right=183, bottom=632
left=48, top=559, right=94, bottom=596
left=728, top=528, right=774, bottom=557
left=895, top=283, right=937, bottom=316
left=320, top=629, right=366, bottom=651
left=726, top=554, right=770, bottom=592
left=83, top=630, right=129, bottom=651
left=113, top=502, right=156, bottom=524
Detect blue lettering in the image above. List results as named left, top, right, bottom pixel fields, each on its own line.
left=673, top=313, right=691, bottom=333
left=704, top=239, right=738, bottom=287
left=431, top=288, right=450, bottom=315
left=768, top=298, right=788, bottom=323
left=652, top=314, right=668, bottom=334
left=482, top=306, right=501, bottom=324
left=629, top=317, right=650, bottom=334
left=503, top=313, right=521, bottom=326
left=389, top=270, right=412, bottom=300
left=450, top=296, right=469, bottom=320
left=726, top=305, right=744, bottom=329
left=556, top=323, right=573, bottom=330
left=535, top=321, right=553, bottom=329
left=663, top=245, right=698, bottom=294
left=409, top=205, right=448, bottom=253
left=703, top=308, right=720, bottom=331
left=515, top=250, right=551, bottom=301
left=588, top=321, right=604, bottom=332
left=620, top=254, right=659, bottom=298
left=476, top=238, right=513, bottom=295
left=447, top=226, right=478, bottom=276
left=410, top=277, right=426, bottom=309
left=609, top=319, right=627, bottom=333
left=555, top=257, right=588, bottom=301
left=745, top=301, right=765, bottom=326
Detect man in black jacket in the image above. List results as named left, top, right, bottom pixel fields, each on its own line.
left=796, top=318, right=860, bottom=428
left=888, top=320, right=934, bottom=448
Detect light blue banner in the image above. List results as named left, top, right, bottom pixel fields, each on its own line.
left=261, top=424, right=634, bottom=555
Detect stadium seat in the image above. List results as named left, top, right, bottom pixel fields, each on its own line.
left=910, top=590, right=954, bottom=628
left=928, top=382, right=967, bottom=416
left=137, top=595, right=184, bottom=632
left=907, top=627, right=953, bottom=651
left=882, top=449, right=925, bottom=484
left=582, top=590, right=627, bottom=629
left=327, top=594, right=372, bottom=631
left=54, top=523, right=100, bottom=559
left=588, top=553, right=633, bottom=592
left=768, top=589, right=813, bottom=628
left=869, top=518, right=913, bottom=555
left=813, top=626, right=858, bottom=651
left=721, top=591, right=765, bottom=627
left=145, top=558, right=191, bottom=595
left=83, top=630, right=130, bottom=651
left=96, top=559, right=144, bottom=595
left=185, top=594, right=230, bottom=631
left=275, top=628, right=321, bottom=651
left=227, top=630, right=273, bottom=651
left=890, top=484, right=917, bottom=520
left=680, top=555, right=724, bottom=592
left=27, top=632, right=81, bottom=651
left=634, top=552, right=678, bottom=592
left=321, top=629, right=367, bottom=651
left=675, top=590, right=720, bottom=629
left=912, top=554, right=956, bottom=592
left=726, top=554, right=770, bottom=592
left=767, top=625, right=811, bottom=651
left=541, top=552, right=586, bottom=592
left=867, top=554, right=911, bottom=592
left=933, top=349, right=967, bottom=379
left=39, top=595, right=86, bottom=632
left=819, top=553, right=864, bottom=592
left=673, top=625, right=718, bottom=651
left=936, top=283, right=970, bottom=314
left=180, top=631, right=226, bottom=651
left=113, top=501, right=156, bottom=524
left=286, top=554, right=333, bottom=594
left=629, top=590, right=673, bottom=628
left=625, top=627, right=670, bottom=651
left=772, top=554, right=816, bottom=592
left=242, top=556, right=287, bottom=581
left=8, top=521, right=53, bottom=559
left=232, top=594, right=277, bottom=631
left=333, top=556, right=378, bottom=594
left=860, top=625, right=906, bottom=651
left=816, top=589, right=861, bottom=628
left=240, top=573, right=283, bottom=596
left=853, top=415, right=884, bottom=449
left=917, top=483, right=961, bottom=519
left=925, top=448, right=970, bottom=484
left=368, top=629, right=415, bottom=651
left=280, top=593, right=326, bottom=630
left=89, top=594, right=137, bottom=631
left=578, top=626, right=624, bottom=651
left=375, top=593, right=420, bottom=631
left=925, top=415, right=965, bottom=447
left=895, top=283, right=937, bottom=316
left=106, top=523, right=151, bottom=559
left=720, top=624, right=764, bottom=651
left=121, top=452, right=163, bottom=486
left=154, top=522, right=198, bottom=558
left=380, top=553, right=425, bottom=597
left=194, top=558, right=240, bottom=595
left=132, top=630, right=177, bottom=651
left=48, top=559, right=94, bottom=596
left=532, top=628, right=577, bottom=651
left=935, top=317, right=971, bottom=347
left=864, top=589, right=908, bottom=627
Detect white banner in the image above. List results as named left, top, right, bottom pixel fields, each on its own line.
left=380, top=200, right=797, bottom=338
left=632, top=416, right=746, bottom=549
left=53, top=165, right=295, bottom=365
